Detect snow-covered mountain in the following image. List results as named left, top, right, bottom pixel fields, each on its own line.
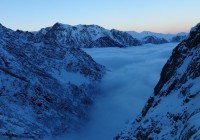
left=115, top=23, right=200, bottom=139
left=33, top=23, right=142, bottom=48
left=13, top=22, right=187, bottom=48
left=0, top=23, right=105, bottom=139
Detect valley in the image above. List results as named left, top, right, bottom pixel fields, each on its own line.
left=1, top=21, right=200, bottom=140
left=63, top=43, right=178, bottom=140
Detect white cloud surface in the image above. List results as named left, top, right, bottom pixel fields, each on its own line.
left=59, top=43, right=178, bottom=140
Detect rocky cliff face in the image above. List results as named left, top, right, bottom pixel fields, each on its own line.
left=115, top=23, right=200, bottom=140
left=0, top=24, right=105, bottom=139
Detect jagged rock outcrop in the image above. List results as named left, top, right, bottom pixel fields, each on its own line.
left=0, top=23, right=105, bottom=139
left=115, top=23, right=200, bottom=140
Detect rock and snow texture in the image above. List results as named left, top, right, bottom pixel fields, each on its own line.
left=21, top=22, right=187, bottom=48
left=35, top=23, right=142, bottom=48
left=115, top=23, right=200, bottom=140
left=0, top=23, right=105, bottom=139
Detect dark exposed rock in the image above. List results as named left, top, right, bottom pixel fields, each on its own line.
left=142, top=36, right=168, bottom=44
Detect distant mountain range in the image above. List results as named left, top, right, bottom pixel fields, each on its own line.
left=127, top=31, right=188, bottom=42
left=12, top=22, right=188, bottom=48
left=115, top=23, right=200, bottom=139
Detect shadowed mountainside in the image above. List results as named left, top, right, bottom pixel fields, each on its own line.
left=0, top=23, right=105, bottom=139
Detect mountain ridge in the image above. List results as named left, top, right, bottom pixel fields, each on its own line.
left=1, top=23, right=188, bottom=48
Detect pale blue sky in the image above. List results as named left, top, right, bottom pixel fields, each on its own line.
left=1, top=0, right=200, bottom=33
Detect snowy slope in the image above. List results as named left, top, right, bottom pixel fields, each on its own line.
left=0, top=23, right=105, bottom=139
left=115, top=23, right=200, bottom=139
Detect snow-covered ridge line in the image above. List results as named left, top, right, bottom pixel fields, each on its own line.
left=1, top=23, right=188, bottom=48
left=35, top=23, right=188, bottom=47
left=115, top=23, right=200, bottom=139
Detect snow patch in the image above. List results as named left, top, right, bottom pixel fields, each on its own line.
left=58, top=70, right=89, bottom=86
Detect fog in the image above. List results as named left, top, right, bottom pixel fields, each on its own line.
left=60, top=43, right=178, bottom=140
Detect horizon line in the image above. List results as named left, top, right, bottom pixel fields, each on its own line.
left=0, top=22, right=190, bottom=34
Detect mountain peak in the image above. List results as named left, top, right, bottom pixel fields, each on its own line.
left=185, top=23, right=200, bottom=48
left=52, top=22, right=71, bottom=30
left=0, top=23, right=6, bottom=30
left=190, top=23, right=200, bottom=33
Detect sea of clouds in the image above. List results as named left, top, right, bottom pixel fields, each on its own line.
left=59, top=43, right=178, bottom=140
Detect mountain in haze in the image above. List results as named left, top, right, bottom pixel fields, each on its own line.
left=171, top=32, right=189, bottom=42
left=0, top=23, right=105, bottom=139
left=127, top=31, right=188, bottom=43
left=115, top=23, right=200, bottom=139
left=142, top=36, right=168, bottom=44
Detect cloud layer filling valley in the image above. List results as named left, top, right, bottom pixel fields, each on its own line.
left=60, top=43, right=178, bottom=140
